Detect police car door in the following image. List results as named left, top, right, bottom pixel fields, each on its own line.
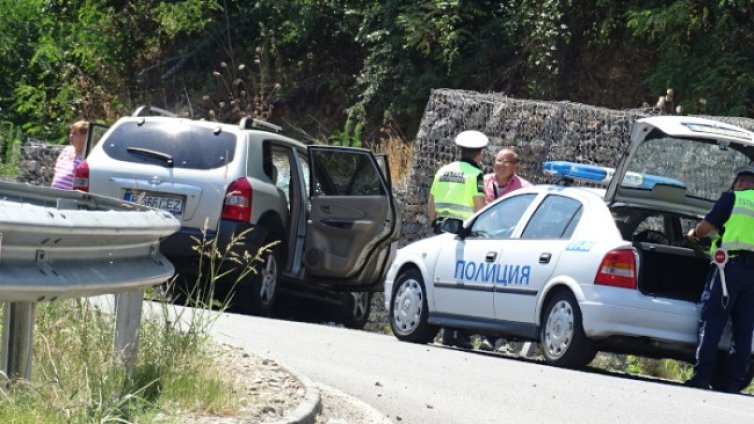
left=493, top=193, right=584, bottom=323
left=432, top=193, right=537, bottom=320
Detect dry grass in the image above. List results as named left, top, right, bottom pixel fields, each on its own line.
left=371, top=131, right=414, bottom=186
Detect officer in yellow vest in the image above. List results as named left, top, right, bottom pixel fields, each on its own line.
left=428, top=130, right=488, bottom=349
left=685, top=165, right=754, bottom=392
left=428, top=130, right=488, bottom=234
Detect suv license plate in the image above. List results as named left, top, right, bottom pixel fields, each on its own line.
left=125, top=191, right=184, bottom=215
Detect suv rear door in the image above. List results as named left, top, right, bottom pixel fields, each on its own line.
left=85, top=122, right=110, bottom=157
left=303, top=146, right=398, bottom=287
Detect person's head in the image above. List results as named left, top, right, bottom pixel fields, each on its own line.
left=455, top=130, right=488, bottom=162
left=733, top=165, right=754, bottom=191
left=69, top=120, right=88, bottom=155
left=493, top=148, right=519, bottom=181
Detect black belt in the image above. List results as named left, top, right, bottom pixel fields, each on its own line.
left=728, top=250, right=754, bottom=258
left=728, top=250, right=754, bottom=267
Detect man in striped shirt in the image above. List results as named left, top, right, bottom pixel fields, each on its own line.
left=51, top=120, right=88, bottom=190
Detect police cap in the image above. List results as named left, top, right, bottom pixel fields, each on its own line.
left=734, top=165, right=754, bottom=178
left=455, top=130, right=489, bottom=149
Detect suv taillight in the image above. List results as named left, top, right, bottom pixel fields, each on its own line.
left=222, top=177, right=252, bottom=222
left=73, top=160, right=89, bottom=192
left=594, top=248, right=637, bottom=289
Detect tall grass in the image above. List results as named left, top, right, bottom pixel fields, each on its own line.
left=0, top=121, right=23, bottom=178
left=0, top=228, right=265, bottom=423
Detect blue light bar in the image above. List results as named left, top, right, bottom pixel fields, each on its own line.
left=543, top=161, right=686, bottom=189
left=543, top=161, right=611, bottom=184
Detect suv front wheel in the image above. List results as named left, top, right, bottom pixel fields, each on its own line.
left=340, top=292, right=372, bottom=329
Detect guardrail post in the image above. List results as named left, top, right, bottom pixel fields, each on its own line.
left=1, top=302, right=36, bottom=380
left=113, top=290, right=144, bottom=373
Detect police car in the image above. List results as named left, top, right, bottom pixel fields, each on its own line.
left=385, top=116, right=754, bottom=389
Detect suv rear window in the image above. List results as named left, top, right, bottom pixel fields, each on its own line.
left=102, top=121, right=236, bottom=170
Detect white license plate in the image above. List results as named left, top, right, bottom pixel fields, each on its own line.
left=124, top=191, right=183, bottom=215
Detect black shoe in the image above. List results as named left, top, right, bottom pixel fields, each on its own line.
left=684, top=377, right=710, bottom=390
left=441, top=329, right=472, bottom=349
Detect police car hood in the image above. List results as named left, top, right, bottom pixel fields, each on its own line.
left=605, top=116, right=754, bottom=217
left=396, top=232, right=455, bottom=258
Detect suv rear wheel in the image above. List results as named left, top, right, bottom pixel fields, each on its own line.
left=239, top=240, right=280, bottom=316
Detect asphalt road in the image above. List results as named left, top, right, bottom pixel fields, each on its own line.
left=209, top=311, right=754, bottom=424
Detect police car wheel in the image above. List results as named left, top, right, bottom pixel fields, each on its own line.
left=540, top=290, right=596, bottom=368
left=340, top=292, right=372, bottom=329
left=390, top=268, right=439, bottom=343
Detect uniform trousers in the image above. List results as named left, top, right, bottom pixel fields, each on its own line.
left=692, top=258, right=754, bottom=391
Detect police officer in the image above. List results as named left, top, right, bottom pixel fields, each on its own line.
left=428, top=130, right=488, bottom=233
left=428, top=130, right=488, bottom=349
left=685, top=165, right=754, bottom=392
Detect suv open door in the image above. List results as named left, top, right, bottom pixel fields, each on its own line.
left=84, top=122, right=110, bottom=158
left=304, top=146, right=398, bottom=289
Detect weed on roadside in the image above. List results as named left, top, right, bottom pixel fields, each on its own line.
left=0, top=227, right=268, bottom=422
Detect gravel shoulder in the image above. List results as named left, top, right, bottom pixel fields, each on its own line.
left=181, top=343, right=391, bottom=424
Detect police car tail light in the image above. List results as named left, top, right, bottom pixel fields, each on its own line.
left=222, top=177, right=252, bottom=222
left=73, top=160, right=89, bottom=192
left=594, top=249, right=637, bottom=289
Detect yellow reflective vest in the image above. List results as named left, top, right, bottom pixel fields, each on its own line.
left=720, top=190, right=754, bottom=252
left=430, top=160, right=483, bottom=220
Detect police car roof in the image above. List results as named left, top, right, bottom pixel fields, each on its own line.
left=636, top=116, right=754, bottom=145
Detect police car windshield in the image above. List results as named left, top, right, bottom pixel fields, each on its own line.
left=623, top=134, right=752, bottom=201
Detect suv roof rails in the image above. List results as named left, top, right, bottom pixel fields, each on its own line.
left=132, top=105, right=178, bottom=118
left=239, top=117, right=283, bottom=134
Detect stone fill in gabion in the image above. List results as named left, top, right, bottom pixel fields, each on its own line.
left=401, top=89, right=754, bottom=244
left=16, top=141, right=65, bottom=187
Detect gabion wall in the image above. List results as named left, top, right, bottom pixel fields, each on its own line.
left=400, top=89, right=754, bottom=244
left=16, top=141, right=65, bottom=186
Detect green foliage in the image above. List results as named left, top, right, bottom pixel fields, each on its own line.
left=0, top=121, right=22, bottom=177
left=0, top=0, right=753, bottom=149
left=627, top=0, right=754, bottom=116
left=0, top=0, right=219, bottom=140
left=328, top=113, right=364, bottom=148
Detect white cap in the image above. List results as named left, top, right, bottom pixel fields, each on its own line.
left=455, top=130, right=488, bottom=149
left=735, top=165, right=754, bottom=177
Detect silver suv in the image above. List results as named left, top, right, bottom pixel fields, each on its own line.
left=78, top=106, right=400, bottom=328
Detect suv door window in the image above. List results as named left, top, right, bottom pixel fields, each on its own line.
left=304, top=147, right=395, bottom=283
left=269, top=147, right=293, bottom=207
left=296, top=151, right=311, bottom=196
left=374, top=153, right=391, bottom=190
left=469, top=194, right=536, bottom=239
left=311, top=151, right=385, bottom=196
left=102, top=121, right=236, bottom=169
left=521, top=195, right=583, bottom=240
left=85, top=123, right=109, bottom=158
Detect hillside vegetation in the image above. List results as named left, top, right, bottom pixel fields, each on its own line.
left=0, top=1, right=752, bottom=146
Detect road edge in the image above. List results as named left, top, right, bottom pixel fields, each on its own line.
left=269, top=364, right=322, bottom=424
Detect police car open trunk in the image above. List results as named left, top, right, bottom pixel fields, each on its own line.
left=604, top=116, right=754, bottom=301
left=634, top=242, right=709, bottom=302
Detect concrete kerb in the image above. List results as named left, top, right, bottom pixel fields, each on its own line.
left=270, top=364, right=322, bottom=424
left=315, top=382, right=394, bottom=424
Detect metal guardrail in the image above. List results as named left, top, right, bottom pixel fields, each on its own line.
left=0, top=181, right=180, bottom=379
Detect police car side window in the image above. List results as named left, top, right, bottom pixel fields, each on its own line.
left=521, top=195, right=583, bottom=240
left=469, top=194, right=536, bottom=239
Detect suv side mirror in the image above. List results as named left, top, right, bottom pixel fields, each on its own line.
left=440, top=218, right=465, bottom=235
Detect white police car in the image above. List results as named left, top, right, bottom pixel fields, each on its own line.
left=385, top=116, right=754, bottom=389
